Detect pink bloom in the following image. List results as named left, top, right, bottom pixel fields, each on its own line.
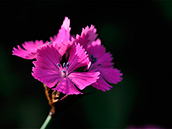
left=32, top=42, right=100, bottom=95
left=12, top=17, right=123, bottom=94
left=12, top=17, right=71, bottom=60
left=75, top=25, right=122, bottom=91
left=87, top=39, right=123, bottom=91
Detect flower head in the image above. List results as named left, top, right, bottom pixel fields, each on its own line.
left=87, top=39, right=122, bottom=91
left=32, top=42, right=100, bottom=95
left=76, top=25, right=123, bottom=91
left=12, top=17, right=122, bottom=95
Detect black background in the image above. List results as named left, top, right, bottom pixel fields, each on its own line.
left=0, top=0, right=171, bottom=128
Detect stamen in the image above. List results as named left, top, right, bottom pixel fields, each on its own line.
left=91, top=54, right=94, bottom=60
left=66, top=62, right=69, bottom=67
left=91, top=54, right=97, bottom=63
left=66, top=62, right=69, bottom=70
left=57, top=63, right=61, bottom=67
left=98, top=63, right=102, bottom=66
left=94, top=57, right=97, bottom=63
left=63, top=62, right=66, bottom=68
left=62, top=70, right=66, bottom=73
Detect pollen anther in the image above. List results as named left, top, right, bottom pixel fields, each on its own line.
left=57, top=63, right=61, bottom=67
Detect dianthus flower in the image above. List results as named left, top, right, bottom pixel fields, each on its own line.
left=13, top=17, right=122, bottom=92
left=75, top=26, right=123, bottom=91
left=32, top=42, right=100, bottom=95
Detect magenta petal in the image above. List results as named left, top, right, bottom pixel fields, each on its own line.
left=54, top=40, right=73, bottom=57
left=68, top=71, right=100, bottom=90
left=61, top=17, right=71, bottom=31
left=87, top=38, right=122, bottom=85
left=67, top=43, right=90, bottom=73
left=87, top=39, right=114, bottom=67
left=87, top=39, right=105, bottom=56
left=32, top=45, right=62, bottom=88
left=22, top=40, right=44, bottom=51
left=99, top=67, right=123, bottom=84
left=32, top=66, right=61, bottom=88
left=12, top=40, right=46, bottom=59
left=12, top=45, right=35, bottom=59
left=50, top=17, right=71, bottom=45
left=53, top=78, right=81, bottom=95
left=76, top=25, right=98, bottom=49
left=91, top=76, right=113, bottom=91
left=36, top=45, right=61, bottom=69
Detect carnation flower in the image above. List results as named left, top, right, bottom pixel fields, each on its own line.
left=12, top=17, right=122, bottom=93
left=87, top=39, right=123, bottom=91
left=32, top=42, right=100, bottom=95
left=76, top=26, right=123, bottom=91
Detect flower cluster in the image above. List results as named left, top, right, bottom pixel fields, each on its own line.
left=12, top=17, right=123, bottom=95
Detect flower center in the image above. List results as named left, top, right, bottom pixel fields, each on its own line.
left=57, top=62, right=69, bottom=77
left=91, top=54, right=97, bottom=64
left=90, top=54, right=102, bottom=69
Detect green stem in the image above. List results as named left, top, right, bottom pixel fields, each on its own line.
left=40, top=112, right=52, bottom=129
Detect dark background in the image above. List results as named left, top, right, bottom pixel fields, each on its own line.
left=0, top=0, right=171, bottom=128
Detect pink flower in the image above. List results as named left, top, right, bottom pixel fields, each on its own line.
left=32, top=42, right=100, bottom=95
left=12, top=17, right=71, bottom=60
left=88, top=39, right=123, bottom=91
left=76, top=25, right=122, bottom=91
left=12, top=16, right=123, bottom=94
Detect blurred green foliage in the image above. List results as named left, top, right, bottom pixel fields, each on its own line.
left=0, top=48, right=20, bottom=99
left=158, top=1, right=172, bottom=20
left=82, top=75, right=136, bottom=128
left=99, top=24, right=124, bottom=50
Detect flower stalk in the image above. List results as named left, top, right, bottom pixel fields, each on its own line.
left=43, top=84, right=60, bottom=115
left=40, top=84, right=59, bottom=129
left=41, top=84, right=70, bottom=129
left=40, top=111, right=52, bottom=129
